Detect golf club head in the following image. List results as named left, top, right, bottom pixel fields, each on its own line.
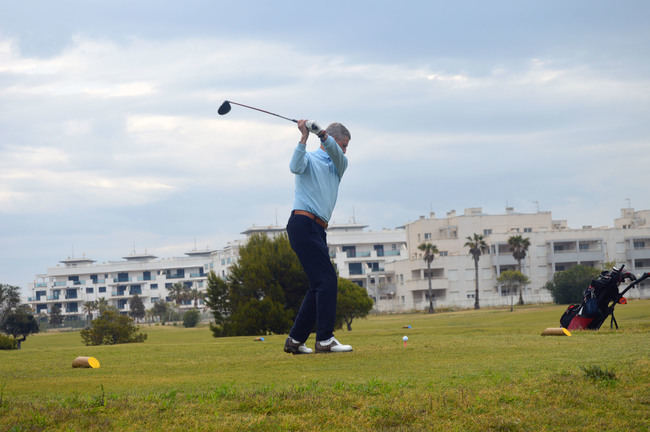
left=218, top=101, right=231, bottom=115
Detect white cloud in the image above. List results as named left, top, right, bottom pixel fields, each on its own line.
left=1, top=34, right=648, bottom=222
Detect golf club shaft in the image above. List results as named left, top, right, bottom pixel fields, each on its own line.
left=228, top=101, right=297, bottom=123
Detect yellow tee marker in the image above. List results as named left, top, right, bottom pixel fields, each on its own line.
left=72, top=356, right=101, bottom=368
left=541, top=327, right=572, bottom=336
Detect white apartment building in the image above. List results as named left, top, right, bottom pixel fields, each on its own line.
left=384, top=207, right=650, bottom=312
left=30, top=207, right=650, bottom=319
left=30, top=244, right=241, bottom=322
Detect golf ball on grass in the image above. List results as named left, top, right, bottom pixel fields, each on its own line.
left=402, top=336, right=408, bottom=342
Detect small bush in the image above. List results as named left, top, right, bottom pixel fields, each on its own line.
left=183, top=309, right=201, bottom=328
left=0, top=334, right=17, bottom=350
left=80, top=310, right=147, bottom=346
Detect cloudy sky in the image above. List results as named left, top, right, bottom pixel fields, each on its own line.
left=2, top=1, right=649, bottom=296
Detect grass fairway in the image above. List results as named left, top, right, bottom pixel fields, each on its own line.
left=1, top=302, right=649, bottom=431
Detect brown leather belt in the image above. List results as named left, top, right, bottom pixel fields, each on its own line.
left=292, top=210, right=328, bottom=229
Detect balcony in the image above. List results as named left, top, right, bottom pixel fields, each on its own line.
left=113, top=278, right=132, bottom=283
left=189, top=272, right=205, bottom=278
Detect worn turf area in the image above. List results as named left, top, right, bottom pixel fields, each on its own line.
left=1, top=301, right=649, bottom=431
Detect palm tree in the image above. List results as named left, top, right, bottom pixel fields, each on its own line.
left=189, top=288, right=205, bottom=308
left=418, top=243, right=439, bottom=313
left=168, top=282, right=189, bottom=305
left=82, top=301, right=97, bottom=324
left=465, top=233, right=489, bottom=310
left=508, top=235, right=531, bottom=305
left=96, top=297, right=109, bottom=315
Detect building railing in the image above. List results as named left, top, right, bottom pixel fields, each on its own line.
left=113, top=278, right=132, bottom=283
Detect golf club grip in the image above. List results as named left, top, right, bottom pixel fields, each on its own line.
left=229, top=101, right=297, bottom=123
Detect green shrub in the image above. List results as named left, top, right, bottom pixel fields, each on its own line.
left=545, top=265, right=601, bottom=304
left=0, top=334, right=17, bottom=350
left=80, top=310, right=147, bottom=346
left=182, top=309, right=201, bottom=328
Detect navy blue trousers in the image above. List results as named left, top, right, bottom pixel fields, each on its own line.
left=287, top=213, right=338, bottom=342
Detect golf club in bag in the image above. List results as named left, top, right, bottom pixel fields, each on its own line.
left=218, top=100, right=323, bottom=134
left=560, top=264, right=649, bottom=330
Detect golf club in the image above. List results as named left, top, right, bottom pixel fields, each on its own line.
left=218, top=100, right=298, bottom=123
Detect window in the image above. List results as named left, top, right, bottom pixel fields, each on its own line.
left=117, top=272, right=129, bottom=282
left=143, top=271, right=151, bottom=281
left=99, top=286, right=106, bottom=293
left=348, top=263, right=363, bottom=275
left=86, top=287, right=94, bottom=294
left=483, top=229, right=492, bottom=236
left=373, top=245, right=384, bottom=257
left=524, top=227, right=532, bottom=233
left=150, top=284, right=158, bottom=290
left=439, top=251, right=448, bottom=256
left=424, top=233, right=432, bottom=240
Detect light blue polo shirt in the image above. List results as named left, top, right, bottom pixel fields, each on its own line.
left=290, top=135, right=348, bottom=223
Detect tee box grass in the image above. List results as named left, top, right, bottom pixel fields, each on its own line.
left=1, top=301, right=649, bottom=431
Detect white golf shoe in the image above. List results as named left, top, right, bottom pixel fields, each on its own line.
left=284, top=337, right=313, bottom=354
left=315, top=337, right=353, bottom=353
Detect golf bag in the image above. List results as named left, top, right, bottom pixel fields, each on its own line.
left=560, top=265, right=649, bottom=330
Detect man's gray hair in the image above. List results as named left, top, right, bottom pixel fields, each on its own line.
left=326, top=123, right=351, bottom=141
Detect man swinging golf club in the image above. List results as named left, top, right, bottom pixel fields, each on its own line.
left=283, top=119, right=353, bottom=354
